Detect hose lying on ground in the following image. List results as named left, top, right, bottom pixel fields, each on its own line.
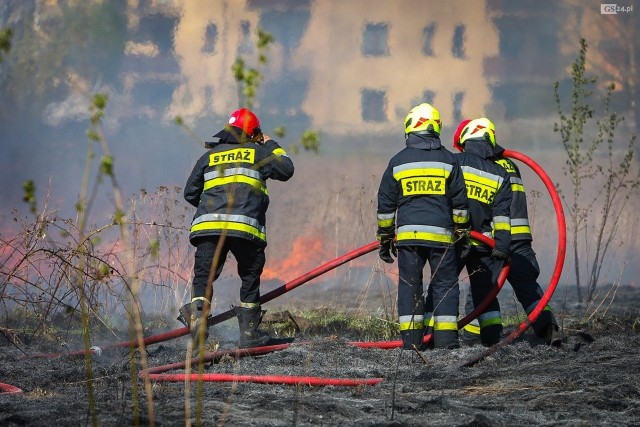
left=0, top=382, right=23, bottom=394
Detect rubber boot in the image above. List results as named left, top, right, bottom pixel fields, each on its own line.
left=236, top=306, right=272, bottom=349
left=531, top=311, right=559, bottom=345
left=178, top=301, right=210, bottom=347
left=401, top=328, right=425, bottom=351
left=433, top=330, right=460, bottom=349
left=461, top=321, right=482, bottom=347
left=480, top=324, right=503, bottom=347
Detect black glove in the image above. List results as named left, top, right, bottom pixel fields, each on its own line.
left=455, top=239, right=470, bottom=261
left=378, top=235, right=397, bottom=264
left=491, top=248, right=509, bottom=261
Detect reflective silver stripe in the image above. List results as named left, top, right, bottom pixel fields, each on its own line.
left=399, top=314, right=424, bottom=323
left=434, top=315, right=457, bottom=323
left=478, top=311, right=501, bottom=322
left=511, top=218, right=530, bottom=227
left=392, top=161, right=453, bottom=176
left=204, top=167, right=263, bottom=181
left=453, top=209, right=468, bottom=218
left=493, top=216, right=510, bottom=225
left=191, top=213, right=265, bottom=233
left=469, top=319, right=480, bottom=327
left=396, top=224, right=453, bottom=237
left=510, top=177, right=523, bottom=185
left=461, top=165, right=504, bottom=186
left=377, top=212, right=395, bottom=220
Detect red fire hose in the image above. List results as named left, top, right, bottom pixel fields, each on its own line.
left=460, top=149, right=566, bottom=367
left=138, top=343, right=382, bottom=387
left=0, top=382, right=23, bottom=394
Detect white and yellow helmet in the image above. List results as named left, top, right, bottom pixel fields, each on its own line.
left=404, top=103, right=442, bottom=136
left=459, top=117, right=496, bottom=147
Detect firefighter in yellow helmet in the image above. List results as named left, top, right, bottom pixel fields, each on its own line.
left=376, top=103, right=469, bottom=350
left=451, top=117, right=513, bottom=346
left=180, top=108, right=294, bottom=349
left=453, top=119, right=558, bottom=345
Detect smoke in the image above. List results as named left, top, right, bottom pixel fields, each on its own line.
left=1, top=0, right=638, bottom=312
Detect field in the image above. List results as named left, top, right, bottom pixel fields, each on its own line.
left=1, top=283, right=639, bottom=426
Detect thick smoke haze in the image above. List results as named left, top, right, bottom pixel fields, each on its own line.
left=1, top=0, right=638, bottom=301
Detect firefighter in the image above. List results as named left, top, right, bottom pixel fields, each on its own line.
left=453, top=119, right=558, bottom=345
left=376, top=103, right=469, bottom=350
left=453, top=118, right=513, bottom=347
left=181, top=108, right=294, bottom=348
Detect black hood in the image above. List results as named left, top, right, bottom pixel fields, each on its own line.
left=405, top=132, right=442, bottom=150
left=493, top=143, right=506, bottom=157
left=205, top=127, right=247, bottom=147
left=464, top=138, right=498, bottom=159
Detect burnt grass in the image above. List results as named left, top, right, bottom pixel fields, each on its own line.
left=1, top=285, right=639, bottom=426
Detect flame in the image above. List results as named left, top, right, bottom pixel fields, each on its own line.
left=263, top=235, right=337, bottom=281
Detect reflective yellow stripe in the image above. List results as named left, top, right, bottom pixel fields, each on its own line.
left=240, top=301, right=260, bottom=308
left=512, top=225, right=531, bottom=235
left=453, top=216, right=468, bottom=224
left=479, top=317, right=502, bottom=328
left=493, top=222, right=511, bottom=231
left=511, top=183, right=525, bottom=192
left=204, top=175, right=267, bottom=194
left=377, top=218, right=394, bottom=228
left=393, top=168, right=451, bottom=181
left=463, top=323, right=480, bottom=334
left=191, top=221, right=266, bottom=241
left=272, top=148, right=287, bottom=156
left=399, top=321, right=424, bottom=331
left=396, top=231, right=455, bottom=244
left=434, top=321, right=458, bottom=331
left=463, top=172, right=500, bottom=189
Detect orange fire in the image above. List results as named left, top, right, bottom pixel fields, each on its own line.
left=262, top=235, right=339, bottom=281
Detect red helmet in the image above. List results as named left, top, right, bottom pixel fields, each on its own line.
left=452, top=119, right=471, bottom=152
left=228, top=108, right=261, bottom=137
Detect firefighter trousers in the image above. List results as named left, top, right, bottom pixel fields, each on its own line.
left=459, top=249, right=503, bottom=345
left=398, top=245, right=459, bottom=348
left=504, top=243, right=557, bottom=336
left=192, top=236, right=265, bottom=305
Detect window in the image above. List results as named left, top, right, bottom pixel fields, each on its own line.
left=361, top=89, right=387, bottom=122
left=422, top=90, right=436, bottom=105
left=203, top=23, right=217, bottom=53
left=238, top=20, right=252, bottom=55
left=452, top=91, right=464, bottom=122
left=362, top=23, right=389, bottom=56
left=452, top=24, right=466, bottom=59
left=422, top=23, right=437, bottom=56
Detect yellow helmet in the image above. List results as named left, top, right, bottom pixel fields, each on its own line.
left=404, top=103, right=441, bottom=136
left=459, top=117, right=496, bottom=147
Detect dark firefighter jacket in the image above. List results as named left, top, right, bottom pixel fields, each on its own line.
left=457, top=140, right=512, bottom=254
left=377, top=133, right=469, bottom=247
left=184, top=134, right=294, bottom=247
left=493, top=145, right=533, bottom=247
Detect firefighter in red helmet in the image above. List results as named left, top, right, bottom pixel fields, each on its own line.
left=452, top=118, right=513, bottom=346
left=376, top=103, right=469, bottom=350
left=180, top=108, right=294, bottom=349
left=453, top=118, right=558, bottom=345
